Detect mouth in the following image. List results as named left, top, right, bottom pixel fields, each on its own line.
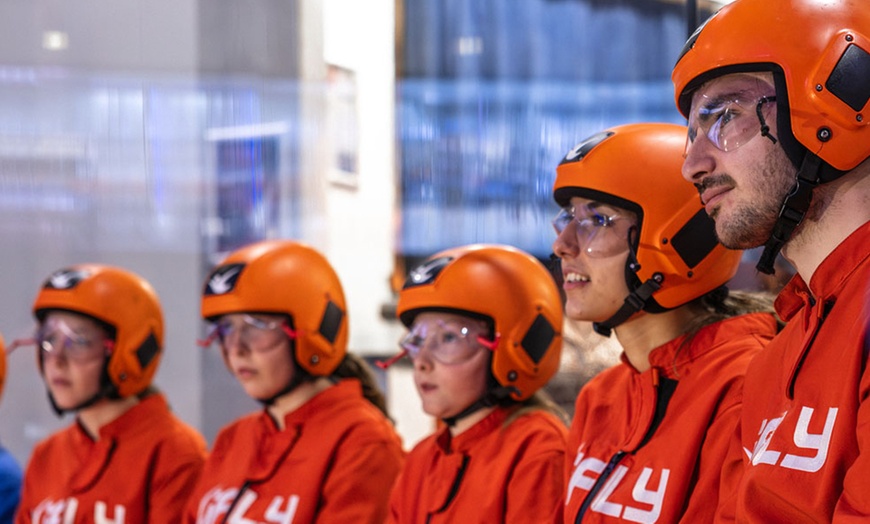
left=700, top=185, right=731, bottom=214
left=234, top=367, right=257, bottom=379
left=563, top=271, right=590, bottom=287
left=417, top=382, right=437, bottom=394
left=48, top=377, right=71, bottom=388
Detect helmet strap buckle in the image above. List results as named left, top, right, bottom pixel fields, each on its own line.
left=593, top=274, right=663, bottom=337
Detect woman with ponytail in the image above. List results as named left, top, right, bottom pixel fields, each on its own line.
left=184, top=240, right=404, bottom=524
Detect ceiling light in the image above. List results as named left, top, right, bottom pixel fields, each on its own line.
left=42, top=31, right=69, bottom=51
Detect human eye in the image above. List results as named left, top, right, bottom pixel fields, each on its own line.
left=243, top=315, right=285, bottom=336
left=67, top=335, right=93, bottom=349
left=38, top=331, right=61, bottom=352
left=400, top=333, right=425, bottom=354
left=700, top=94, right=747, bottom=126
left=718, top=103, right=745, bottom=128
left=578, top=213, right=613, bottom=229
left=216, top=319, right=236, bottom=339
left=700, top=101, right=742, bottom=146
left=594, top=213, right=616, bottom=227
left=440, top=324, right=471, bottom=345
left=408, top=334, right=426, bottom=348
left=439, top=330, right=461, bottom=345
left=574, top=216, right=595, bottom=233
left=697, top=101, right=724, bottom=124
left=246, top=316, right=274, bottom=330
left=552, top=208, right=574, bottom=233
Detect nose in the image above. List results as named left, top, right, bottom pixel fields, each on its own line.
left=41, top=344, right=70, bottom=365
left=411, top=344, right=435, bottom=371
left=681, top=130, right=717, bottom=185
left=220, top=329, right=248, bottom=356
left=552, top=221, right=579, bottom=260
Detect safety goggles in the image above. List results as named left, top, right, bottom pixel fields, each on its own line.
left=552, top=204, right=635, bottom=258
left=377, top=318, right=498, bottom=369
left=198, top=314, right=297, bottom=353
left=9, top=318, right=113, bottom=364
left=686, top=92, right=777, bottom=154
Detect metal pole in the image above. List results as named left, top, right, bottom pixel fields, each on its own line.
left=686, top=0, right=698, bottom=38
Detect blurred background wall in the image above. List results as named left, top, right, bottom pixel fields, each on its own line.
left=0, top=0, right=765, bottom=467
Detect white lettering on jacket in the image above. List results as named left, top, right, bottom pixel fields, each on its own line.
left=197, top=486, right=300, bottom=524
left=567, top=445, right=669, bottom=523
left=31, top=499, right=124, bottom=524
left=566, top=448, right=605, bottom=505
left=747, top=406, right=838, bottom=473
left=95, top=502, right=126, bottom=524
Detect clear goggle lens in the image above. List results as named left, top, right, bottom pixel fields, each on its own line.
left=552, top=204, right=635, bottom=258
left=377, top=319, right=497, bottom=369
left=9, top=318, right=113, bottom=363
left=198, top=314, right=297, bottom=353
left=686, top=93, right=777, bottom=154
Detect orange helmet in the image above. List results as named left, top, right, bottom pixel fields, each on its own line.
left=397, top=244, right=562, bottom=401
left=201, top=240, right=348, bottom=376
left=673, top=0, right=870, bottom=172
left=33, top=264, right=164, bottom=398
left=553, top=123, right=742, bottom=324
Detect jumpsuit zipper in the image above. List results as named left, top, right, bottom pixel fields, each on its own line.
left=573, top=372, right=678, bottom=523
left=574, top=450, right=627, bottom=522
left=425, top=454, right=471, bottom=524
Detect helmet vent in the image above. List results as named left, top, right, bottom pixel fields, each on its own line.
left=203, top=263, right=245, bottom=296
left=670, top=209, right=719, bottom=269
left=136, top=333, right=160, bottom=370
left=318, top=301, right=344, bottom=344
left=44, top=268, right=91, bottom=290
left=826, top=44, right=870, bottom=112
left=559, top=131, right=614, bottom=165
left=404, top=256, right=452, bottom=289
left=521, top=314, right=555, bottom=365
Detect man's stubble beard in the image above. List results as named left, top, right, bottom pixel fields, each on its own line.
left=715, top=147, right=796, bottom=250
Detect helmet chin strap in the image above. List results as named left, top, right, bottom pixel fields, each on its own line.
left=48, top=389, right=107, bottom=416
left=593, top=274, right=663, bottom=337
left=755, top=153, right=823, bottom=275
left=441, top=385, right=516, bottom=427
left=46, top=361, right=116, bottom=417
left=257, top=367, right=311, bottom=406
left=593, top=227, right=663, bottom=337
left=250, top=335, right=312, bottom=407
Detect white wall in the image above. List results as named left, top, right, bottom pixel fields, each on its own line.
left=318, top=0, right=431, bottom=448
left=318, top=0, right=406, bottom=354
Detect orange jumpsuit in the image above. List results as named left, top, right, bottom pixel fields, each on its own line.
left=388, top=406, right=567, bottom=523
left=16, top=393, right=207, bottom=523
left=733, top=221, right=870, bottom=522
left=184, top=378, right=404, bottom=524
left=564, top=313, right=777, bottom=523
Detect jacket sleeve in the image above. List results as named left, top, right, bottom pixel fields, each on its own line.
left=315, top=432, right=404, bottom=524
left=506, top=418, right=567, bottom=524
left=679, top=367, right=749, bottom=524
left=702, top=333, right=769, bottom=524
left=385, top=460, right=411, bottom=524
left=507, top=447, right=565, bottom=523
left=710, top=402, right=745, bottom=523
